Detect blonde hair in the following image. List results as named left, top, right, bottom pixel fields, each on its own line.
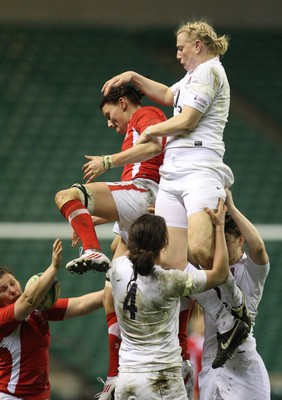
left=176, top=20, right=229, bottom=56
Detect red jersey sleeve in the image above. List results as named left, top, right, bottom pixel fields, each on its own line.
left=0, top=304, right=20, bottom=339
left=46, top=298, right=69, bottom=321
left=121, top=106, right=166, bottom=182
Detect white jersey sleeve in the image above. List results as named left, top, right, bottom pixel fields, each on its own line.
left=169, top=57, right=230, bottom=157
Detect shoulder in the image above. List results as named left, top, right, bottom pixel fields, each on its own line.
left=0, top=303, right=20, bottom=338
left=134, top=106, right=166, bottom=120
left=233, top=253, right=270, bottom=281
left=171, top=73, right=190, bottom=91
left=194, top=58, right=225, bottom=82
left=153, top=266, right=188, bottom=290
left=109, top=256, right=131, bottom=276
left=0, top=303, right=16, bottom=323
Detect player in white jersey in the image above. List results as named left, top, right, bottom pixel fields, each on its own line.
left=102, top=20, right=234, bottom=271
left=197, top=189, right=271, bottom=399
left=102, top=20, right=250, bottom=383
left=107, top=200, right=230, bottom=400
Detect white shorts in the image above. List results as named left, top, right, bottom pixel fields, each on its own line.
left=112, top=221, right=128, bottom=244
left=199, top=351, right=271, bottom=400
left=107, top=178, right=158, bottom=233
left=156, top=148, right=234, bottom=228
left=115, top=368, right=187, bottom=400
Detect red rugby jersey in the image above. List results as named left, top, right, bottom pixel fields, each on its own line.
left=120, top=106, right=166, bottom=183
left=0, top=298, right=68, bottom=400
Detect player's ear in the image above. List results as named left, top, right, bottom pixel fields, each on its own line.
left=239, top=235, right=244, bottom=248
left=119, top=97, right=127, bottom=111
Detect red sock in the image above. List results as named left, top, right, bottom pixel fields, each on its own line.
left=61, top=199, right=100, bottom=251
left=106, top=312, right=121, bottom=377
left=179, top=297, right=194, bottom=360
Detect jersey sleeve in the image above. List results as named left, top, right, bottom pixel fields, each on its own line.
left=46, top=298, right=69, bottom=320
left=182, top=64, right=219, bottom=113
left=135, top=107, right=167, bottom=134
left=162, top=268, right=206, bottom=297
left=244, top=253, right=270, bottom=282
left=0, top=303, right=20, bottom=339
left=183, top=270, right=207, bottom=296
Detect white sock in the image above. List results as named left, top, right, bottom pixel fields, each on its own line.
left=220, top=271, right=242, bottom=308
left=192, top=289, right=235, bottom=334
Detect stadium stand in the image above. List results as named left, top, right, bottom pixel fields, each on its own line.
left=0, top=25, right=281, bottom=399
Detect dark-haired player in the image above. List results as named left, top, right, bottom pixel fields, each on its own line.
left=198, top=189, right=271, bottom=399
left=55, top=85, right=166, bottom=274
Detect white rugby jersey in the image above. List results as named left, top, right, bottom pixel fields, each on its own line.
left=202, top=252, right=270, bottom=363
left=108, top=257, right=206, bottom=372
left=169, top=57, right=230, bottom=158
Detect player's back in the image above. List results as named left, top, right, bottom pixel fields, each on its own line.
left=109, top=256, right=186, bottom=372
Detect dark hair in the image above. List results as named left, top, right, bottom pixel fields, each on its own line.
left=100, top=84, right=144, bottom=110
left=224, top=214, right=241, bottom=238
left=127, top=214, right=168, bottom=285
left=0, top=267, right=15, bottom=279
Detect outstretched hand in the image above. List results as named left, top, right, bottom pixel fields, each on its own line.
left=205, top=198, right=226, bottom=227
left=82, top=155, right=105, bottom=183
left=224, top=188, right=235, bottom=211
left=52, top=239, right=63, bottom=271
left=102, top=71, right=134, bottom=95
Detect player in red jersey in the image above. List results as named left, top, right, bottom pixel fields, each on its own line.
left=0, top=239, right=103, bottom=400
left=55, top=85, right=166, bottom=274
left=55, top=85, right=169, bottom=399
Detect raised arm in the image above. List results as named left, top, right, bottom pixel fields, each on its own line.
left=102, top=71, right=174, bottom=107
left=14, top=239, right=62, bottom=321
left=225, top=188, right=268, bottom=265
left=203, top=199, right=229, bottom=289
left=63, top=290, right=104, bottom=319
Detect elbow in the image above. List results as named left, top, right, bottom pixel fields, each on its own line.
left=147, top=141, right=162, bottom=156
left=256, top=241, right=267, bottom=256
left=22, top=292, right=34, bottom=306
left=214, top=265, right=229, bottom=287
left=220, top=266, right=229, bottom=285
left=18, top=292, right=36, bottom=314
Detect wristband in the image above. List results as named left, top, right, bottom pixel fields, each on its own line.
left=102, top=155, right=113, bottom=170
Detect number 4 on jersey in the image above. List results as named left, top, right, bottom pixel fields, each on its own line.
left=123, top=282, right=138, bottom=320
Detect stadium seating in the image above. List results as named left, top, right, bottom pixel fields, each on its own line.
left=0, top=24, right=281, bottom=398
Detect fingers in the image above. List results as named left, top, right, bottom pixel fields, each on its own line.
left=205, top=198, right=226, bottom=219
left=82, top=157, right=93, bottom=172
left=82, top=166, right=95, bottom=182
left=102, top=72, right=131, bottom=95
left=204, top=207, right=212, bottom=218
left=102, top=79, right=118, bottom=95
left=72, top=236, right=80, bottom=247
left=53, top=238, right=63, bottom=254
left=53, top=238, right=61, bottom=248
left=217, top=198, right=224, bottom=210
left=82, top=156, right=104, bottom=181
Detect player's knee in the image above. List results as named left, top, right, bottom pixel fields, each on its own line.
left=55, top=183, right=95, bottom=213
left=54, top=187, right=79, bottom=210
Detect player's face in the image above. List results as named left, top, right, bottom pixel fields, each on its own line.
left=176, top=32, right=199, bottom=72
left=225, top=233, right=243, bottom=265
left=102, top=102, right=128, bottom=135
left=0, top=273, right=22, bottom=306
